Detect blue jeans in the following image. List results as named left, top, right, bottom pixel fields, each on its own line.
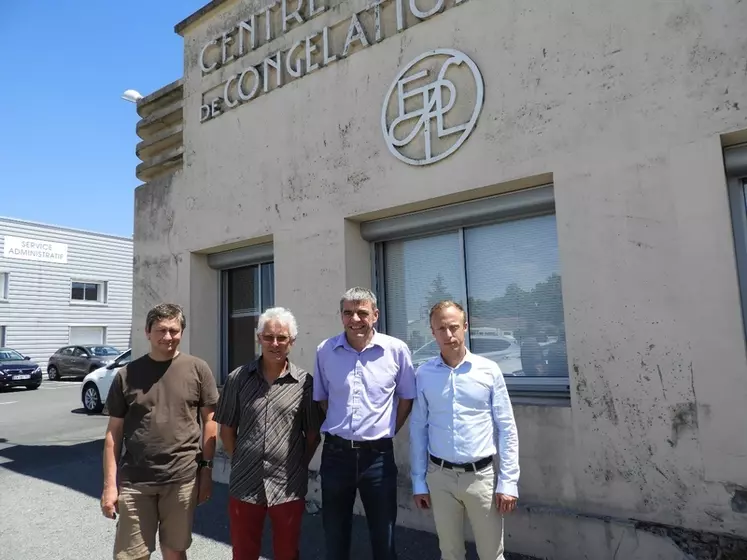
left=320, top=438, right=398, bottom=560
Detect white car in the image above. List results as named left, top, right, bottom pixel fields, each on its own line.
left=80, top=349, right=131, bottom=413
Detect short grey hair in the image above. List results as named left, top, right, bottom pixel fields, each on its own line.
left=340, top=287, right=377, bottom=311
left=257, top=307, right=299, bottom=339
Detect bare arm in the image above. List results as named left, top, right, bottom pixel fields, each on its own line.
left=220, top=425, right=238, bottom=457
left=304, top=430, right=321, bottom=467
left=103, top=416, right=124, bottom=490
left=200, top=405, right=218, bottom=461
left=196, top=405, right=218, bottom=505
left=101, top=416, right=124, bottom=519
left=395, top=398, right=413, bottom=434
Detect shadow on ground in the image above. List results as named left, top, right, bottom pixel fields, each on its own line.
left=70, top=407, right=96, bottom=415
left=0, top=439, right=534, bottom=559
left=0, top=438, right=230, bottom=546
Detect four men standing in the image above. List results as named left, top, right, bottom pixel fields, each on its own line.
left=102, top=291, right=520, bottom=560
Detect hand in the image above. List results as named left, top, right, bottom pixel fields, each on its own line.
left=197, top=467, right=213, bottom=505
left=101, top=486, right=119, bottom=519
left=495, top=493, right=517, bottom=514
left=413, top=494, right=431, bottom=509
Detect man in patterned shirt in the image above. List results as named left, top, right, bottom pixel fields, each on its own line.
left=215, top=307, right=324, bottom=560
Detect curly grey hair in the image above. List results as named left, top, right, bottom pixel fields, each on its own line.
left=257, top=307, right=299, bottom=339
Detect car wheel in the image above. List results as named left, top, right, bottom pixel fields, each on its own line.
left=82, top=383, right=103, bottom=413
left=47, top=365, right=60, bottom=381
left=26, top=383, right=41, bottom=390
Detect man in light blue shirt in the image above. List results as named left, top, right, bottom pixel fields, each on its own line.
left=409, top=300, right=519, bottom=560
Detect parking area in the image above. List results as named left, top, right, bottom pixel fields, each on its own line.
left=0, top=380, right=532, bottom=560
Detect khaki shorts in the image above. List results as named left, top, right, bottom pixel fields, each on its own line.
left=114, top=478, right=198, bottom=560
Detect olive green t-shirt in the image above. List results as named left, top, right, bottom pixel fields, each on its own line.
left=106, top=352, right=219, bottom=485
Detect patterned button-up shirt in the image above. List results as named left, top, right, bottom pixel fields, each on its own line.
left=215, top=359, right=323, bottom=506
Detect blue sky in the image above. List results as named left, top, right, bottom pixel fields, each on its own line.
left=0, top=0, right=205, bottom=238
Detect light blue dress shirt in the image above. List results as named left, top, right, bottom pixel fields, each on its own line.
left=409, top=349, right=520, bottom=497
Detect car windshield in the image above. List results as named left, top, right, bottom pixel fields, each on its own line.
left=85, top=346, right=120, bottom=357
left=116, top=350, right=132, bottom=365
left=0, top=349, right=24, bottom=361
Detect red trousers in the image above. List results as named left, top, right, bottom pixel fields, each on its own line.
left=228, top=496, right=305, bottom=560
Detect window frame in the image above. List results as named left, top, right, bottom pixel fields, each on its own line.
left=365, top=185, right=571, bottom=402
left=725, top=143, right=747, bottom=340
left=70, top=280, right=108, bottom=305
left=219, top=261, right=275, bottom=384
left=0, top=272, right=8, bottom=301
left=208, top=243, right=275, bottom=385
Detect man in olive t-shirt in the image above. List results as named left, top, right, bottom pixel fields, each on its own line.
left=101, top=303, right=219, bottom=560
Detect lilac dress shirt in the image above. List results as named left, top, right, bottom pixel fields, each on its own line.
left=313, top=331, right=416, bottom=441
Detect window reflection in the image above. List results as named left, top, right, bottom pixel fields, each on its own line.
left=384, top=232, right=466, bottom=366
left=465, top=215, right=567, bottom=377
left=224, top=263, right=274, bottom=376
left=382, top=214, right=568, bottom=378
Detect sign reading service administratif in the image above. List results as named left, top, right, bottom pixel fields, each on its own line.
left=3, top=236, right=68, bottom=264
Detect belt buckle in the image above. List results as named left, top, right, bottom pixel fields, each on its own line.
left=452, top=465, right=466, bottom=473
left=350, top=440, right=360, bottom=449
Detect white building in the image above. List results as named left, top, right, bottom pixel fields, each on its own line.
left=0, top=218, right=133, bottom=370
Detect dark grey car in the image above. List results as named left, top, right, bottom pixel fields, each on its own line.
left=47, top=345, right=121, bottom=380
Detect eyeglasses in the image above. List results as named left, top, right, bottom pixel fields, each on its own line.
left=259, top=334, right=291, bottom=343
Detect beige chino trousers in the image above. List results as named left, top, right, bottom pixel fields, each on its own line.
left=426, top=460, right=505, bottom=560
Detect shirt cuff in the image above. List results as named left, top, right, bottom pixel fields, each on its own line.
left=496, top=480, right=519, bottom=498
left=412, top=477, right=429, bottom=496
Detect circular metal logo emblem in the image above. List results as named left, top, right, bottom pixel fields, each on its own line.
left=381, top=49, right=484, bottom=166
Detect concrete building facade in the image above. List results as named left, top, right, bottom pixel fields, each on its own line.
left=0, top=218, right=133, bottom=370
left=131, top=0, right=747, bottom=557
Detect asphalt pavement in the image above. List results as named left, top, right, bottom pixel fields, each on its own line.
left=0, top=380, right=533, bottom=560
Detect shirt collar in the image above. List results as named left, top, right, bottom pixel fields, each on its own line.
left=333, top=330, right=385, bottom=352
left=436, top=347, right=475, bottom=370
left=250, top=357, right=300, bottom=381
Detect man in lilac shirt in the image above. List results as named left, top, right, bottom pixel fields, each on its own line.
left=314, top=287, right=416, bottom=560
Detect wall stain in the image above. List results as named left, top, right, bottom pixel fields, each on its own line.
left=730, top=488, right=747, bottom=514
left=657, top=365, right=666, bottom=399
left=347, top=171, right=370, bottom=191
left=573, top=363, right=618, bottom=425
left=636, top=520, right=747, bottom=559
left=669, top=402, right=698, bottom=447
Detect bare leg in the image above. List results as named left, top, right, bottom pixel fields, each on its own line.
left=161, top=547, right=187, bottom=560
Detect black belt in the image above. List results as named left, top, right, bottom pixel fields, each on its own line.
left=324, top=433, right=393, bottom=451
left=430, top=454, right=493, bottom=472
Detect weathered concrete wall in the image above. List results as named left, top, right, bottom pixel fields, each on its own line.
left=133, top=0, right=747, bottom=557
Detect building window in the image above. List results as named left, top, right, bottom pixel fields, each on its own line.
left=0, top=272, right=8, bottom=300
left=221, top=262, right=275, bottom=380
left=0, top=326, right=5, bottom=346
left=366, top=185, right=569, bottom=398
left=71, top=281, right=107, bottom=303
left=725, top=143, right=747, bottom=338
